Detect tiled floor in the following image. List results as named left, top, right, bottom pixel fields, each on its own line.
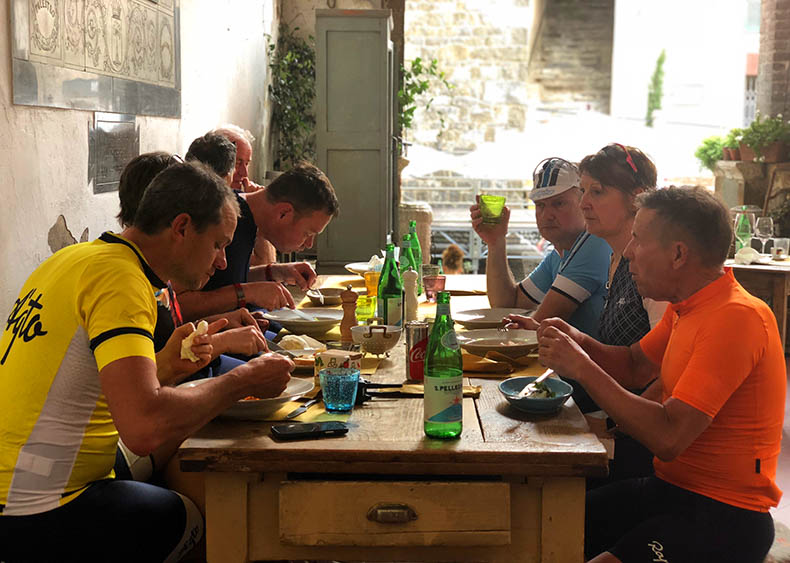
left=771, top=356, right=790, bottom=528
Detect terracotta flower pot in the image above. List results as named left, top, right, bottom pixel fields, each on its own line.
left=730, top=146, right=741, bottom=161
left=722, top=147, right=732, bottom=161
left=762, top=141, right=788, bottom=163
left=740, top=142, right=756, bottom=162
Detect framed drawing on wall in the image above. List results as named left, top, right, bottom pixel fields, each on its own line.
left=10, top=0, right=181, bottom=117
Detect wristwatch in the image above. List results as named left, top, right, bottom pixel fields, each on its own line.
left=233, top=283, right=247, bottom=308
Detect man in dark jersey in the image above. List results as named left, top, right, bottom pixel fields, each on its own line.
left=176, top=152, right=339, bottom=321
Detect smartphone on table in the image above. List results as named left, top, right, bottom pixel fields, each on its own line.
left=270, top=421, right=349, bottom=441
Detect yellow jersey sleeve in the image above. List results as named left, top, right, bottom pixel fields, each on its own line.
left=77, top=255, right=157, bottom=369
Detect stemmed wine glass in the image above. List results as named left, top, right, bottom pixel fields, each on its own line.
left=754, top=216, right=775, bottom=254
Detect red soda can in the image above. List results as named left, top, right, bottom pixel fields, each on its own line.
left=405, top=321, right=429, bottom=381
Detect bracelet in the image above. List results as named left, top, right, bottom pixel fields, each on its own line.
left=233, top=283, right=247, bottom=308
left=265, top=263, right=273, bottom=281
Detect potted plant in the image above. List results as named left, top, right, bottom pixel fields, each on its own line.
left=740, top=112, right=790, bottom=163
left=694, top=135, right=725, bottom=172
left=397, top=57, right=454, bottom=163
left=724, top=128, right=742, bottom=160
left=267, top=24, right=316, bottom=170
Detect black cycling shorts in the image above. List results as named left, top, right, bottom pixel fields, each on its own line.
left=586, top=475, right=774, bottom=563
left=0, top=478, right=202, bottom=563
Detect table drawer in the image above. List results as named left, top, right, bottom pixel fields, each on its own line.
left=278, top=480, right=511, bottom=547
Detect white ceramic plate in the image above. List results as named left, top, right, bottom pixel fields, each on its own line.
left=454, top=308, right=533, bottom=329
left=456, top=328, right=538, bottom=359
left=179, top=377, right=315, bottom=420
left=263, top=308, right=343, bottom=336
left=345, top=262, right=372, bottom=276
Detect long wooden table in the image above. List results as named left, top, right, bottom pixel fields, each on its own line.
left=175, top=287, right=608, bottom=562
left=727, top=260, right=790, bottom=350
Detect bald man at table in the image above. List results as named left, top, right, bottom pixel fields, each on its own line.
left=537, top=186, right=784, bottom=563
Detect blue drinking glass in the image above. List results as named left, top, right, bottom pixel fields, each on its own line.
left=318, top=368, right=360, bottom=412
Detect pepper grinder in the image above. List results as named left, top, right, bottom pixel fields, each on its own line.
left=402, top=267, right=418, bottom=322
left=340, top=284, right=358, bottom=342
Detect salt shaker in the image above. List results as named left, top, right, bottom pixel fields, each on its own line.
left=340, top=284, right=358, bottom=342
left=402, top=267, right=419, bottom=322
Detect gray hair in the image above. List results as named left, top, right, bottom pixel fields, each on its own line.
left=213, top=123, right=255, bottom=145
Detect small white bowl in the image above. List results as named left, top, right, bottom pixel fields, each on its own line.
left=351, top=324, right=402, bottom=355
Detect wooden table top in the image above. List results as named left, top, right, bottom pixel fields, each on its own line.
left=178, top=289, right=608, bottom=479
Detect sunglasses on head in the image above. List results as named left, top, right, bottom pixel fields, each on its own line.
left=604, top=143, right=638, bottom=174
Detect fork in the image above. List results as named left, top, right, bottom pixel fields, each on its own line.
left=517, top=368, right=553, bottom=398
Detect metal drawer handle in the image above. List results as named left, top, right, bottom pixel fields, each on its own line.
left=366, top=503, right=418, bottom=524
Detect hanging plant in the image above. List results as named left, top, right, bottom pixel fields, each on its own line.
left=268, top=24, right=316, bottom=170
left=646, top=49, right=666, bottom=128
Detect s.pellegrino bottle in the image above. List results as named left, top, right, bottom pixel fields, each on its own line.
left=408, top=220, right=423, bottom=295
left=377, top=242, right=403, bottom=326
left=399, top=234, right=418, bottom=277
left=734, top=207, right=753, bottom=252
left=424, top=291, right=463, bottom=439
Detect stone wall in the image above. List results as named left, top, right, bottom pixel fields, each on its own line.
left=528, top=0, right=614, bottom=113
left=757, top=0, right=790, bottom=117
left=404, top=0, right=531, bottom=153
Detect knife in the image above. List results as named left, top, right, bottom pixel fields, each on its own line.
left=284, top=396, right=321, bottom=419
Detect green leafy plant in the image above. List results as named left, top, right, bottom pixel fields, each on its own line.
left=742, top=112, right=790, bottom=160
left=724, top=128, right=742, bottom=149
left=397, top=57, right=454, bottom=152
left=646, top=49, right=666, bottom=128
left=741, top=112, right=790, bottom=159
left=268, top=25, right=315, bottom=170
left=694, top=135, right=725, bottom=172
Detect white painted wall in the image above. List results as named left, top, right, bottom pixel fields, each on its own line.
left=611, top=0, right=753, bottom=129
left=0, top=0, right=277, bottom=309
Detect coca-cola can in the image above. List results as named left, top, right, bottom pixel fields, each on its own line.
left=405, top=321, right=429, bottom=381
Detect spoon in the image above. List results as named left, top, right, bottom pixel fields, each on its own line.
left=517, top=368, right=553, bottom=398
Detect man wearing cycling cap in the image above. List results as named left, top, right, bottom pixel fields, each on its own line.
left=470, top=157, right=611, bottom=338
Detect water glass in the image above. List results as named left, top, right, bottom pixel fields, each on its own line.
left=364, top=270, right=380, bottom=297
left=355, top=295, right=377, bottom=322
left=319, top=368, right=360, bottom=412
left=479, top=195, right=506, bottom=224
left=423, top=275, right=447, bottom=303
left=773, top=238, right=790, bottom=259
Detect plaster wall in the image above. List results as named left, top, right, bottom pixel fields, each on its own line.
left=0, top=0, right=277, bottom=309
left=611, top=0, right=751, bottom=128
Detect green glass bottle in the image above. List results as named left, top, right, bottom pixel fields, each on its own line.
left=408, top=220, right=423, bottom=295
left=377, top=242, right=403, bottom=326
left=399, top=234, right=418, bottom=277
left=423, top=291, right=463, bottom=439
left=437, top=258, right=444, bottom=275
left=734, top=206, right=753, bottom=252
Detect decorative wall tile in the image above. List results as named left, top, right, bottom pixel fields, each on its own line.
left=63, top=0, right=85, bottom=68
left=29, top=0, right=63, bottom=62
left=158, top=10, right=174, bottom=86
